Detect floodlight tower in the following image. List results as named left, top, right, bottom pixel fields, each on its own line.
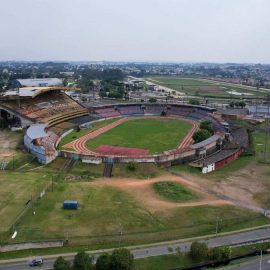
left=16, top=86, right=21, bottom=109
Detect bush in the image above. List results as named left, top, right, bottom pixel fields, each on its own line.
left=126, top=161, right=137, bottom=171
left=192, top=129, right=212, bottom=143
left=54, top=256, right=71, bottom=270
left=149, top=97, right=157, bottom=103
left=96, top=253, right=111, bottom=270
left=110, top=248, right=134, bottom=270
left=190, top=241, right=208, bottom=261
left=200, top=120, right=214, bottom=135
left=189, top=99, right=200, bottom=105
left=73, top=251, right=93, bottom=270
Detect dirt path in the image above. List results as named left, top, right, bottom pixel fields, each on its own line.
left=174, top=162, right=270, bottom=214
left=92, top=173, right=231, bottom=212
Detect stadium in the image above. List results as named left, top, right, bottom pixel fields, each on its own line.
left=0, top=86, right=246, bottom=175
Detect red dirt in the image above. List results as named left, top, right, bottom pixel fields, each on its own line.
left=95, top=145, right=149, bottom=156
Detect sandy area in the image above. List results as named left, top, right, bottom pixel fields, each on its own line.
left=92, top=173, right=231, bottom=213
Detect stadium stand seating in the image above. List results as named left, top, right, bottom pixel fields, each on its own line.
left=3, top=91, right=87, bottom=123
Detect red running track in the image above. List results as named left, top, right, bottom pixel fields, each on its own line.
left=63, top=116, right=198, bottom=157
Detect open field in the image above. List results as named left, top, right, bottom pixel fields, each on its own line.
left=153, top=181, right=200, bottom=202
left=147, top=77, right=269, bottom=97
left=0, top=171, right=49, bottom=233
left=14, top=174, right=268, bottom=245
left=86, top=118, right=192, bottom=154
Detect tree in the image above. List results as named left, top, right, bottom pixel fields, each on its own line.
left=190, top=241, right=208, bottom=261
left=96, top=253, right=111, bottom=270
left=189, top=99, right=200, bottom=105
left=53, top=256, right=71, bottom=270
left=110, top=248, right=134, bottom=270
left=149, top=97, right=157, bottom=103
left=192, top=129, right=212, bottom=143
left=200, top=121, right=213, bottom=135
left=220, top=246, right=231, bottom=260
left=73, top=251, right=92, bottom=270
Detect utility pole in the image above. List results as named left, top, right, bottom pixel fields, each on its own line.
left=215, top=217, right=222, bottom=236
left=259, top=249, right=262, bottom=270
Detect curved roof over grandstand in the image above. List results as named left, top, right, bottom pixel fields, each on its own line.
left=26, top=124, right=48, bottom=140
left=0, top=86, right=80, bottom=100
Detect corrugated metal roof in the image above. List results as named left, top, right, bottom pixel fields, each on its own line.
left=191, top=134, right=221, bottom=149
left=15, top=78, right=63, bottom=87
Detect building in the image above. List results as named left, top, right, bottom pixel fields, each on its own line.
left=12, top=78, right=63, bottom=87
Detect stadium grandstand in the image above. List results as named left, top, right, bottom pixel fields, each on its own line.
left=0, top=88, right=242, bottom=170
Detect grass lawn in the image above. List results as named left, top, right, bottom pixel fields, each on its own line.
left=0, top=171, right=49, bottom=233
left=58, top=118, right=119, bottom=149
left=148, top=77, right=267, bottom=98
left=86, top=118, right=192, bottom=154
left=153, top=181, right=200, bottom=202
left=15, top=180, right=269, bottom=245
left=170, top=156, right=254, bottom=181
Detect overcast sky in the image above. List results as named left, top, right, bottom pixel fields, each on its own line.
left=1, top=0, right=270, bottom=63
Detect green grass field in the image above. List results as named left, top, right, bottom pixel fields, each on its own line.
left=0, top=171, right=49, bottom=233
left=153, top=181, right=200, bottom=202
left=148, top=77, right=268, bottom=98
left=86, top=118, right=192, bottom=154
left=15, top=180, right=269, bottom=245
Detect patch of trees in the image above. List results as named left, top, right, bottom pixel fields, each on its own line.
left=192, top=120, right=214, bottom=143
left=189, top=98, right=200, bottom=105
left=53, top=249, right=134, bottom=270
left=192, top=129, right=212, bottom=143
left=189, top=241, right=231, bottom=262
left=99, top=80, right=127, bottom=99
left=149, top=97, right=157, bottom=103
left=199, top=120, right=214, bottom=135
left=229, top=101, right=246, bottom=108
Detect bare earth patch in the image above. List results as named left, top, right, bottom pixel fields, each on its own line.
left=177, top=161, right=270, bottom=211
left=92, top=173, right=231, bottom=213
left=0, top=130, right=20, bottom=160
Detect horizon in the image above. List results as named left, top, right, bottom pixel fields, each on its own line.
left=1, top=0, right=270, bottom=63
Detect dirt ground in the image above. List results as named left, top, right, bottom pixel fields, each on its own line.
left=0, top=130, right=20, bottom=160
left=92, top=173, right=231, bottom=213
left=177, top=161, right=270, bottom=211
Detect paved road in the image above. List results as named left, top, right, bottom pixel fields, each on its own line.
left=224, top=254, right=270, bottom=270
left=2, top=227, right=270, bottom=270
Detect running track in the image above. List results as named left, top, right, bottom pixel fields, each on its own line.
left=63, top=116, right=199, bottom=157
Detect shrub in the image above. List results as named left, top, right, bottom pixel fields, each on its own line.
left=53, top=256, right=71, bottom=270
left=96, top=253, right=111, bottom=270
left=192, top=129, right=212, bottom=143
left=190, top=241, right=208, bottom=261
left=73, top=251, right=93, bottom=270
left=110, top=248, right=134, bottom=270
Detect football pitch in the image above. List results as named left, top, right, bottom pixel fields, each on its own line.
left=86, top=118, right=192, bottom=154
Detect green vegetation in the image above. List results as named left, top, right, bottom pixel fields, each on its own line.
left=148, top=77, right=268, bottom=98
left=0, top=171, right=49, bottom=233
left=58, top=118, right=118, bottom=149
left=86, top=118, right=192, bottom=154
left=53, top=256, right=71, bottom=270
left=170, top=156, right=253, bottom=181
left=189, top=98, right=200, bottom=105
left=192, top=129, right=212, bottom=143
left=200, top=120, right=214, bottom=135
left=153, top=181, right=199, bottom=202
left=15, top=177, right=268, bottom=244
left=73, top=251, right=93, bottom=270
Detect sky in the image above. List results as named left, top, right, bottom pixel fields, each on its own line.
left=1, top=0, right=270, bottom=63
